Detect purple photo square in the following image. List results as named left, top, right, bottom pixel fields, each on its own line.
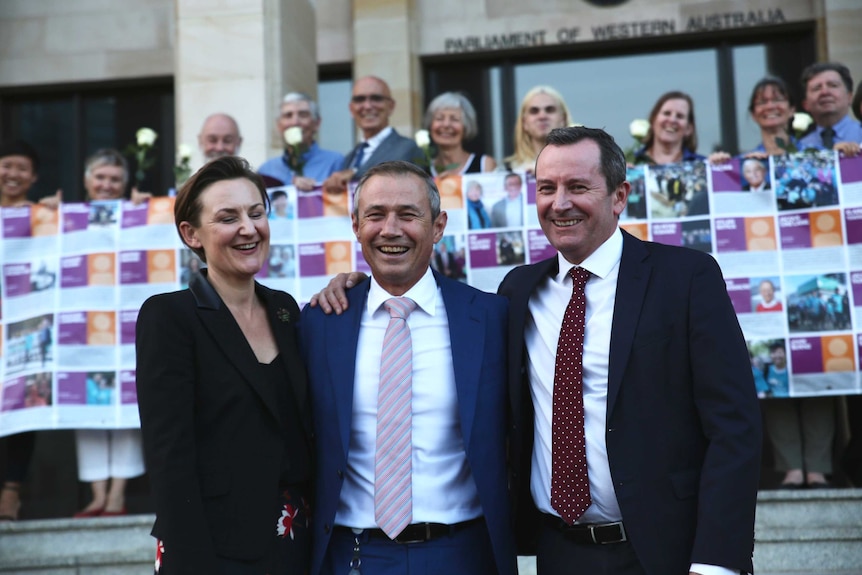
left=468, top=232, right=499, bottom=268
left=526, top=174, right=536, bottom=205
left=845, top=208, right=862, bottom=245
left=789, top=337, right=823, bottom=375
left=122, top=203, right=149, bottom=228
left=298, top=243, right=327, bottom=276
left=714, top=218, right=747, bottom=253
left=710, top=159, right=743, bottom=193
left=3, top=263, right=32, bottom=297
left=57, top=312, right=88, bottom=345
left=778, top=212, right=812, bottom=250
left=120, top=310, right=138, bottom=345
left=2, top=208, right=32, bottom=238
left=650, top=222, right=682, bottom=247
left=354, top=244, right=371, bottom=274
left=62, top=205, right=90, bottom=233
left=119, top=251, right=148, bottom=284
left=839, top=154, right=862, bottom=184
left=528, top=229, right=555, bottom=263
left=57, top=372, right=87, bottom=405
left=725, top=277, right=753, bottom=314
left=120, top=370, right=137, bottom=404
left=60, top=256, right=88, bottom=288
left=297, top=191, right=324, bottom=219
left=2, top=376, right=27, bottom=411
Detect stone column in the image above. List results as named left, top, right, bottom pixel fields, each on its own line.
left=174, top=0, right=317, bottom=170
left=823, top=0, right=862, bottom=91
left=353, top=0, right=422, bottom=138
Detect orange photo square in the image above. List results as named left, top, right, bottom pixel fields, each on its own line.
left=147, top=250, right=177, bottom=283
left=323, top=189, right=349, bottom=217
left=621, top=222, right=648, bottom=241
left=87, top=253, right=116, bottom=285
left=147, top=197, right=175, bottom=225
left=809, top=210, right=843, bottom=248
left=436, top=174, right=463, bottom=211
left=744, top=216, right=776, bottom=251
left=87, top=311, right=116, bottom=346
left=325, top=241, right=352, bottom=275
left=821, top=334, right=855, bottom=372
left=30, top=204, right=59, bottom=236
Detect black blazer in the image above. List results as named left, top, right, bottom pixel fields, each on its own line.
left=499, top=230, right=761, bottom=575
left=136, top=272, right=311, bottom=574
left=342, top=128, right=423, bottom=179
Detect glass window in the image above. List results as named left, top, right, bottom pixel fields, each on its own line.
left=733, top=45, right=770, bottom=153
left=317, top=78, right=354, bottom=155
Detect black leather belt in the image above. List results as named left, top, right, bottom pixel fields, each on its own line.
left=338, top=517, right=483, bottom=544
left=543, top=513, right=627, bottom=544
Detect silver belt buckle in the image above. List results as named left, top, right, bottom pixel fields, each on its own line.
left=590, top=521, right=627, bottom=544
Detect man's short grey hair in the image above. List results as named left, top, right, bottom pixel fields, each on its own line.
left=282, top=92, right=320, bottom=121
left=353, top=161, right=441, bottom=220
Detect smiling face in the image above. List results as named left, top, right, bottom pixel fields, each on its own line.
left=743, top=160, right=766, bottom=189
left=750, top=84, right=794, bottom=132
left=770, top=345, right=786, bottom=369
left=430, top=107, right=465, bottom=148
left=651, top=98, right=693, bottom=149
left=350, top=77, right=395, bottom=140
left=198, top=114, right=242, bottom=160
left=277, top=100, right=319, bottom=147
left=759, top=280, right=775, bottom=303
left=804, top=70, right=852, bottom=125
left=353, top=173, right=447, bottom=295
left=0, top=155, right=37, bottom=206
left=535, top=140, right=628, bottom=265
left=522, top=92, right=566, bottom=143
left=85, top=164, right=126, bottom=201
left=504, top=174, right=523, bottom=199
left=179, top=178, right=269, bottom=283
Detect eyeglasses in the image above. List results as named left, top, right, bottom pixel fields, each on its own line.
left=527, top=105, right=558, bottom=115
left=351, top=94, right=389, bottom=104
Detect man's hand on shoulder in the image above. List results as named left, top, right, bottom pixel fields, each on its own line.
left=309, top=272, right=368, bottom=314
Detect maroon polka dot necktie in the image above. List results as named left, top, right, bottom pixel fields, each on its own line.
left=551, top=266, right=592, bottom=525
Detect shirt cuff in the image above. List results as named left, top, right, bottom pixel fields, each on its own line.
left=690, top=564, right=744, bottom=575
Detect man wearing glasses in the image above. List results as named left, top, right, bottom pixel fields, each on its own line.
left=323, top=76, right=423, bottom=194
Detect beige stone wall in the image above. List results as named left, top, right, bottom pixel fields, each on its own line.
left=824, top=0, right=862, bottom=92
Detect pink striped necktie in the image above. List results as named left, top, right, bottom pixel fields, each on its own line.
left=374, top=297, right=417, bottom=539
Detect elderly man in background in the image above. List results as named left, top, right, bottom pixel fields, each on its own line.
left=798, top=62, right=862, bottom=154
left=197, top=113, right=243, bottom=161
left=259, top=92, right=344, bottom=190
left=322, top=76, right=422, bottom=195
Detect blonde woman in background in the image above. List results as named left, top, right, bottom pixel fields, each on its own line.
left=504, top=85, right=571, bottom=172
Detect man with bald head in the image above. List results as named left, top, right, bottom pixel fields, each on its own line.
left=322, top=76, right=422, bottom=194
left=198, top=113, right=243, bottom=161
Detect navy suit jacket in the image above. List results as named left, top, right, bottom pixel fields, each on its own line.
left=343, top=128, right=423, bottom=179
left=499, top=230, right=761, bottom=575
left=300, top=271, right=517, bottom=575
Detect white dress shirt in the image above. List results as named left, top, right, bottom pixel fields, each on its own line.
left=357, top=126, right=393, bottom=168
left=335, top=268, right=482, bottom=528
left=525, top=227, right=740, bottom=575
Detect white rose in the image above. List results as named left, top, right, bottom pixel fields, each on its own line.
left=629, top=119, right=650, bottom=140
left=283, top=126, right=303, bottom=147
left=177, top=144, right=192, bottom=161
left=414, top=129, right=431, bottom=148
left=792, top=112, right=814, bottom=133
left=136, top=127, right=158, bottom=147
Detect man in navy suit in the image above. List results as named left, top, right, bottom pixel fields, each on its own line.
left=301, top=161, right=516, bottom=575
left=322, top=76, right=423, bottom=195
left=500, top=127, right=761, bottom=575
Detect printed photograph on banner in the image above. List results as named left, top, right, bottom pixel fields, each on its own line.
left=2, top=260, right=57, bottom=321
left=731, top=276, right=787, bottom=340
left=435, top=174, right=466, bottom=231
left=296, top=185, right=352, bottom=242
left=525, top=172, right=538, bottom=228
left=527, top=229, right=555, bottom=264
left=56, top=371, right=116, bottom=405
left=710, top=158, right=775, bottom=214
left=645, top=161, right=709, bottom=219
left=462, top=172, right=525, bottom=230
left=778, top=209, right=843, bottom=252
left=31, top=204, right=59, bottom=236
left=622, top=166, right=647, bottom=220
left=56, top=310, right=117, bottom=367
left=774, top=151, right=839, bottom=211
left=58, top=252, right=116, bottom=310
left=789, top=334, right=857, bottom=395
left=4, top=314, right=53, bottom=376
left=651, top=219, right=712, bottom=253
left=2, top=205, right=61, bottom=262
left=747, top=339, right=788, bottom=398
left=88, top=201, right=119, bottom=227
left=466, top=230, right=525, bottom=292
left=297, top=240, right=352, bottom=301
left=119, top=197, right=178, bottom=250
left=430, top=235, right=466, bottom=282
left=179, top=249, right=205, bottom=289
left=838, top=152, right=862, bottom=203
left=2, top=372, right=52, bottom=412
left=119, top=249, right=179, bottom=308
left=784, top=273, right=851, bottom=333
left=258, top=244, right=297, bottom=279
left=119, top=309, right=137, bottom=367
left=620, top=222, right=649, bottom=242
left=268, top=188, right=295, bottom=221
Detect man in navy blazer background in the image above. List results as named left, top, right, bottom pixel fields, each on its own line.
left=301, top=161, right=516, bottom=575
left=500, top=126, right=761, bottom=575
left=322, top=76, right=423, bottom=195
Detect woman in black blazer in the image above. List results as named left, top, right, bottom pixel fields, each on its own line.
left=136, top=156, right=312, bottom=574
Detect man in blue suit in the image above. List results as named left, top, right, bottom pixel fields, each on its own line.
left=322, top=76, right=423, bottom=195
left=500, top=127, right=761, bottom=575
left=301, top=161, right=516, bottom=575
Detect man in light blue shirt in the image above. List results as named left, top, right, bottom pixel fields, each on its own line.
left=258, top=92, right=344, bottom=189
left=798, top=62, right=862, bottom=154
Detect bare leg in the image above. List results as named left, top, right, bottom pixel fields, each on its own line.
left=104, top=477, right=128, bottom=513
left=80, top=479, right=109, bottom=513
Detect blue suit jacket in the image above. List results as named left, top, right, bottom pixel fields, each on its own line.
left=342, top=128, right=424, bottom=179
left=300, top=271, right=517, bottom=575
left=499, top=230, right=761, bottom=575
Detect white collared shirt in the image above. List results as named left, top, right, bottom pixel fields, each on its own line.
left=358, top=126, right=393, bottom=167
left=335, top=267, right=482, bottom=528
